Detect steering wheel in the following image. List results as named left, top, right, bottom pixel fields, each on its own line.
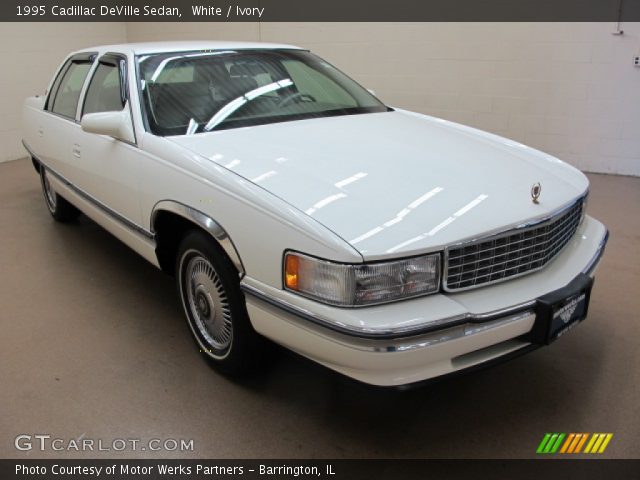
left=277, top=92, right=317, bottom=109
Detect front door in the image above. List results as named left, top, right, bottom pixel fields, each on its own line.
left=72, top=54, right=142, bottom=227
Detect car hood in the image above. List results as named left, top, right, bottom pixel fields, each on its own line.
left=170, top=110, right=588, bottom=260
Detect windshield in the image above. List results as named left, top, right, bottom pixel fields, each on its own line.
left=136, top=49, right=388, bottom=135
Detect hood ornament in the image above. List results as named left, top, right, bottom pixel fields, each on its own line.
left=531, top=182, right=542, bottom=204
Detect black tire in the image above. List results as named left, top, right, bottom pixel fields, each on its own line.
left=176, top=230, right=264, bottom=375
left=39, top=167, right=80, bottom=222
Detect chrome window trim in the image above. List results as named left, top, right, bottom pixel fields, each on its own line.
left=442, top=193, right=588, bottom=292
left=150, top=200, right=245, bottom=276
left=22, top=140, right=152, bottom=239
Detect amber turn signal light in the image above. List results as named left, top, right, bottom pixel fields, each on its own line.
left=284, top=254, right=299, bottom=290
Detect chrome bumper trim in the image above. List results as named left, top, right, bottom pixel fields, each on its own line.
left=245, top=281, right=534, bottom=353
left=378, top=311, right=534, bottom=354
left=581, top=229, right=609, bottom=276
left=242, top=227, right=608, bottom=340
left=242, top=282, right=534, bottom=340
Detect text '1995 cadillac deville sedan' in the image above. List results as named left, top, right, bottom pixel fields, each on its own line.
left=22, top=41, right=608, bottom=386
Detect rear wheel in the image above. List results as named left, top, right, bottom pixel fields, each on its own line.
left=176, top=230, right=264, bottom=375
left=39, top=167, right=80, bottom=222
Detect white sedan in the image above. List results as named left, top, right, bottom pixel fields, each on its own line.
left=22, top=41, right=608, bottom=386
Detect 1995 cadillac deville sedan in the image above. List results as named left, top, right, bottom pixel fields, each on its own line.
left=22, top=41, right=608, bottom=386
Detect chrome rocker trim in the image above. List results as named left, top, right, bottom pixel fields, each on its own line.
left=23, top=139, right=154, bottom=239
left=23, top=140, right=245, bottom=277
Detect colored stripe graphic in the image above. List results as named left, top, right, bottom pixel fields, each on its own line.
left=538, top=433, right=613, bottom=454
left=585, top=433, right=614, bottom=454
left=584, top=434, right=598, bottom=453
left=560, top=433, right=575, bottom=453
left=536, top=433, right=565, bottom=454
left=544, top=433, right=559, bottom=453
left=598, top=434, right=613, bottom=453
left=568, top=434, right=581, bottom=453
left=536, top=433, right=552, bottom=454
left=574, top=433, right=589, bottom=453
left=592, top=434, right=606, bottom=452
left=550, top=433, right=565, bottom=453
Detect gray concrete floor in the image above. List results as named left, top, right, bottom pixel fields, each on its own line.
left=0, top=157, right=639, bottom=459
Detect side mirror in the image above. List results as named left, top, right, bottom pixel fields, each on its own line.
left=81, top=108, right=135, bottom=144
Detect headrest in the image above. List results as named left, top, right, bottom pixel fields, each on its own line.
left=229, top=62, right=268, bottom=77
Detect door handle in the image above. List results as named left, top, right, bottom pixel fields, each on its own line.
left=72, top=144, right=81, bottom=158
left=38, top=127, right=44, bottom=137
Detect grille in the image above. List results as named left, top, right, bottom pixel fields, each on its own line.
left=445, top=198, right=584, bottom=291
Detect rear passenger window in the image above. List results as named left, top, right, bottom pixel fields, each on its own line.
left=83, top=62, right=126, bottom=115
left=48, top=61, right=92, bottom=119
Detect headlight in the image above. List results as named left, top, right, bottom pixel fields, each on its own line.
left=283, top=252, right=441, bottom=306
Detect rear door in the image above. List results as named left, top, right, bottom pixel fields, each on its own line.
left=37, top=53, right=95, bottom=178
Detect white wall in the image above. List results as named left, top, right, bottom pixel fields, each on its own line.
left=124, top=22, right=259, bottom=42
left=127, top=21, right=640, bottom=176
left=3, top=22, right=639, bottom=176
left=0, top=22, right=126, bottom=162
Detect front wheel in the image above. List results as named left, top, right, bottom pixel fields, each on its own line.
left=39, top=167, right=80, bottom=222
left=176, top=230, right=264, bottom=375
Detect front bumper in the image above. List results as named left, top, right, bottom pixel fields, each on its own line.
left=242, top=216, right=608, bottom=386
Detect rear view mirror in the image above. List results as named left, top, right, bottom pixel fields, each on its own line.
left=81, top=108, right=135, bottom=144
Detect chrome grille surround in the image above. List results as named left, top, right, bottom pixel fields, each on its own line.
left=444, top=196, right=586, bottom=292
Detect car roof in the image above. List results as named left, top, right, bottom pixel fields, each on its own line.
left=76, top=41, right=304, bottom=56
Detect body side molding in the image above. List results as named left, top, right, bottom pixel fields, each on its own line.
left=23, top=139, right=154, bottom=240
left=150, top=200, right=245, bottom=276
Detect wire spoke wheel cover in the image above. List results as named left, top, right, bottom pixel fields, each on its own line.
left=177, top=231, right=264, bottom=374
left=183, top=251, right=233, bottom=352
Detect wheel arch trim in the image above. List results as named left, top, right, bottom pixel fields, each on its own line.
left=150, top=200, right=245, bottom=277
